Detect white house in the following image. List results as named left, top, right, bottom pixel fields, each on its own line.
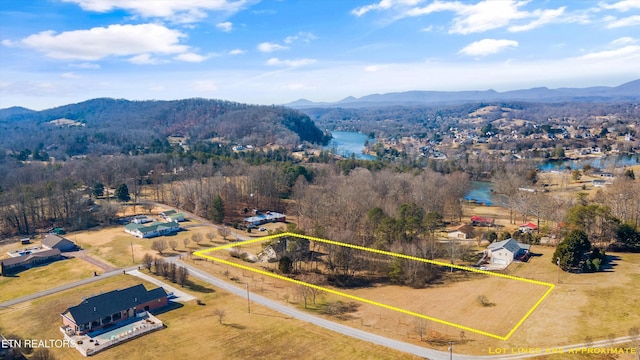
left=485, top=238, right=530, bottom=266
left=132, top=215, right=153, bottom=224
left=160, top=210, right=185, bottom=222
left=124, top=222, right=180, bottom=238
left=447, top=224, right=474, bottom=240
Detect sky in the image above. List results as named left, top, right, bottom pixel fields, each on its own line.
left=1, top=0, right=639, bottom=110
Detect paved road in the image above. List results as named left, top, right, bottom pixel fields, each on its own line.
left=126, top=269, right=195, bottom=302
left=0, top=267, right=137, bottom=309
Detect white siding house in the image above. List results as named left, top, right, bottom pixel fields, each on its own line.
left=485, top=239, right=530, bottom=266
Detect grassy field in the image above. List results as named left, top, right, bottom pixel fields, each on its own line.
left=188, top=243, right=640, bottom=356
left=0, top=274, right=420, bottom=360
left=0, top=257, right=102, bottom=302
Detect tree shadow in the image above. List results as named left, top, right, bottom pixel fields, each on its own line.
left=186, top=280, right=215, bottom=293
left=600, top=254, right=621, bottom=272
left=223, top=323, right=246, bottom=330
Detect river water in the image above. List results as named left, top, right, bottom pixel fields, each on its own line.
left=325, top=131, right=376, bottom=160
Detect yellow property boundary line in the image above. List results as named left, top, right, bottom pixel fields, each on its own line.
left=194, top=232, right=555, bottom=340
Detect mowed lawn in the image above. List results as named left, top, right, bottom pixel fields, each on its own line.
left=0, top=274, right=420, bottom=360
left=0, top=257, right=102, bottom=303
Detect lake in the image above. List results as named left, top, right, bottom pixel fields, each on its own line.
left=539, top=154, right=640, bottom=172
left=465, top=181, right=495, bottom=206
left=325, top=131, right=376, bottom=160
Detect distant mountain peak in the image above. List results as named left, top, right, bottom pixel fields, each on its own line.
left=284, top=79, right=640, bottom=109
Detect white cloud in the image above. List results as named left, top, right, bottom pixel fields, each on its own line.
left=356, top=0, right=574, bottom=34
left=266, top=57, right=316, bottom=67
left=352, top=0, right=422, bottom=17
left=229, top=49, right=246, bottom=55
left=284, top=32, right=317, bottom=44
left=508, top=7, right=566, bottom=32
left=216, top=21, right=233, bottom=32
left=193, top=80, right=218, bottom=91
left=578, top=45, right=640, bottom=60
left=128, top=54, right=163, bottom=65
left=2, top=39, right=16, bottom=47
left=21, top=24, right=188, bottom=61
left=606, top=15, right=640, bottom=28
left=61, top=0, right=248, bottom=23
left=600, top=0, right=640, bottom=12
left=61, top=72, right=80, bottom=79
left=174, top=52, right=208, bottom=62
left=364, top=64, right=389, bottom=72
left=459, top=38, right=518, bottom=57
left=257, top=42, right=288, bottom=52
left=70, top=62, right=101, bottom=69
left=611, top=36, right=637, bottom=46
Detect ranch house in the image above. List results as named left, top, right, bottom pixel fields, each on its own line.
left=61, top=284, right=168, bottom=335
left=124, top=221, right=180, bottom=238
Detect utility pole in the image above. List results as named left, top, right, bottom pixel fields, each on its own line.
left=448, top=341, right=453, bottom=360
left=131, top=241, right=135, bottom=264
left=556, top=257, right=561, bottom=284
left=246, top=282, right=251, bottom=314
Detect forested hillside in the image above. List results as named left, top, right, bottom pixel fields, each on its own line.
left=0, top=98, right=329, bottom=159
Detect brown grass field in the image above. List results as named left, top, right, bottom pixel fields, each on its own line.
left=0, top=257, right=103, bottom=302
left=0, top=274, right=419, bottom=360
left=188, top=241, right=640, bottom=356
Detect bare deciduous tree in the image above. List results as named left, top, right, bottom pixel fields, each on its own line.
left=169, top=239, right=178, bottom=251
left=217, top=226, right=231, bottom=241
left=192, top=233, right=203, bottom=245
left=213, top=308, right=226, bottom=324
left=142, top=253, right=153, bottom=272
left=151, top=239, right=168, bottom=255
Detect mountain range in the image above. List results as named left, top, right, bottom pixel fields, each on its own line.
left=286, top=79, right=640, bottom=108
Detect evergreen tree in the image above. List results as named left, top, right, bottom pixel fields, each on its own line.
left=211, top=195, right=225, bottom=224
left=115, top=183, right=131, bottom=202
left=92, top=183, right=105, bottom=198
left=553, top=230, right=591, bottom=271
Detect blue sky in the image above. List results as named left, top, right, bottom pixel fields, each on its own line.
left=1, top=0, right=639, bottom=110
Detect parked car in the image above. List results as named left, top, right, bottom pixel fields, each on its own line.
left=259, top=227, right=267, bottom=231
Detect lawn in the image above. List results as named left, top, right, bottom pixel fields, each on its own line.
left=0, top=257, right=102, bottom=302
left=0, top=274, right=420, bottom=360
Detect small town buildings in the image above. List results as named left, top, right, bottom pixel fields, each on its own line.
left=160, top=210, right=185, bottom=222
left=244, top=211, right=286, bottom=228
left=124, top=221, right=180, bottom=238
left=61, top=284, right=168, bottom=336
left=1, top=248, right=62, bottom=275
left=485, top=238, right=530, bottom=266
left=42, top=233, right=77, bottom=251
left=518, top=222, right=538, bottom=233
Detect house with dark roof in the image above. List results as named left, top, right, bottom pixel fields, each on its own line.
left=124, top=221, right=180, bottom=238
left=61, top=284, right=168, bottom=335
left=42, top=233, right=77, bottom=251
left=484, top=238, right=530, bottom=266
left=1, top=248, right=62, bottom=275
